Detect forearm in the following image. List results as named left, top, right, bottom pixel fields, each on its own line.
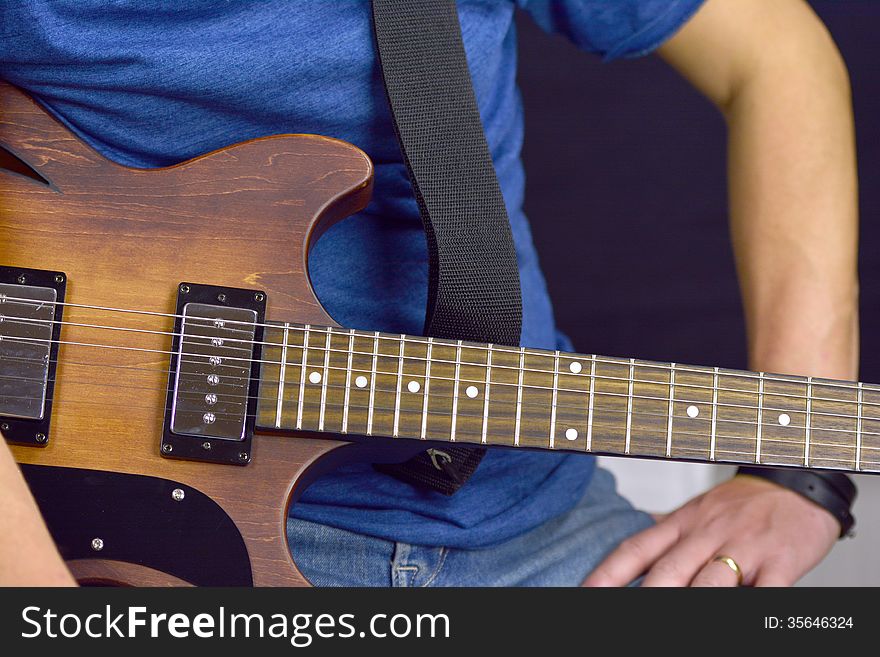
left=725, top=25, right=858, bottom=380
left=0, top=420, right=75, bottom=585
left=659, top=0, right=859, bottom=380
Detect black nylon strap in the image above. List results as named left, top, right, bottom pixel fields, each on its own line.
left=370, top=0, right=523, bottom=494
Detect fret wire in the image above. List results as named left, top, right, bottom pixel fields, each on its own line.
left=17, top=301, right=830, bottom=394
left=366, top=331, right=379, bottom=436
left=10, top=308, right=880, bottom=404
left=73, top=341, right=876, bottom=441
left=587, top=355, right=596, bottom=452
left=276, top=324, right=880, bottom=396
left=4, top=300, right=872, bottom=402
left=804, top=376, right=812, bottom=467
left=294, top=324, right=309, bottom=431
left=756, top=372, right=764, bottom=464
left=267, top=355, right=880, bottom=427
left=268, top=358, right=880, bottom=426
left=625, top=358, right=634, bottom=455
left=449, top=340, right=463, bottom=443
left=20, top=327, right=878, bottom=435
left=5, top=326, right=877, bottom=463
left=24, top=380, right=880, bottom=468
left=259, top=374, right=853, bottom=440
left=514, top=347, right=525, bottom=447
left=856, top=382, right=863, bottom=471
left=710, top=367, right=719, bottom=462
left=274, top=322, right=289, bottom=429
left=27, top=383, right=841, bottom=455
left=40, top=360, right=878, bottom=459
left=666, top=363, right=675, bottom=458
left=550, top=350, right=560, bottom=450
left=12, top=326, right=880, bottom=413
left=652, top=431, right=869, bottom=466
left=420, top=338, right=433, bottom=440
left=276, top=338, right=875, bottom=411
left=254, top=391, right=880, bottom=465
left=481, top=344, right=493, bottom=445
left=266, top=374, right=875, bottom=448
left=107, top=380, right=879, bottom=456
left=5, top=300, right=876, bottom=458
left=318, top=327, right=331, bottom=431
left=342, top=328, right=355, bottom=433
left=392, top=334, right=405, bottom=438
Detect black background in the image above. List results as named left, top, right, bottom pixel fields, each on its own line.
left=518, top=1, right=879, bottom=376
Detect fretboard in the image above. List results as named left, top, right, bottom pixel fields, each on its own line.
left=254, top=323, right=880, bottom=474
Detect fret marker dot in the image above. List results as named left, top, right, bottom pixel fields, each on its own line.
left=308, top=371, right=322, bottom=384
left=565, top=428, right=579, bottom=441
left=407, top=380, right=421, bottom=393
left=778, top=413, right=791, bottom=427
left=355, top=375, right=368, bottom=388
left=465, top=385, right=479, bottom=399
left=686, top=405, right=699, bottom=418
left=569, top=362, right=582, bottom=374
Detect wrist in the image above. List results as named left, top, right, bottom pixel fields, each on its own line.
left=736, top=466, right=856, bottom=538
left=746, top=290, right=859, bottom=380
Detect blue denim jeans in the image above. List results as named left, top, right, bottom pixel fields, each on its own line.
left=286, top=467, right=653, bottom=586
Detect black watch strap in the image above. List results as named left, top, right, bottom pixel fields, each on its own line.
left=736, top=466, right=857, bottom=538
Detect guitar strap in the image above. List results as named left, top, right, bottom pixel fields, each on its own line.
left=370, top=0, right=523, bottom=494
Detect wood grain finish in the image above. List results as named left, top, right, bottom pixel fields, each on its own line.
left=2, top=81, right=877, bottom=586
left=256, top=325, right=880, bottom=474
left=1, top=81, right=375, bottom=586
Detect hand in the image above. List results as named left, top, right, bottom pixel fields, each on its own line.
left=582, top=474, right=839, bottom=587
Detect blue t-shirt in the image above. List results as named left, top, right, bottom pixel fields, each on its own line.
left=0, top=0, right=704, bottom=548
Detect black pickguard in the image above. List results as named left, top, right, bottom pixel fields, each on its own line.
left=21, top=464, right=252, bottom=586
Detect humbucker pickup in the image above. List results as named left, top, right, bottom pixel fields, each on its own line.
left=0, top=266, right=66, bottom=446
left=161, top=283, right=266, bottom=465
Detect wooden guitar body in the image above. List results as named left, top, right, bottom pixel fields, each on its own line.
left=4, top=82, right=877, bottom=586
left=1, top=82, right=377, bottom=586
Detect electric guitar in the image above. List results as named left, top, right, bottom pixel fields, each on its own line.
left=1, top=82, right=876, bottom=586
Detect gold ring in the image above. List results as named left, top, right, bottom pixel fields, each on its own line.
left=712, top=555, right=744, bottom=586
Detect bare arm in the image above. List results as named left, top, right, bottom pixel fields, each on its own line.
left=586, top=0, right=854, bottom=587
left=0, top=435, right=75, bottom=585
left=659, top=0, right=858, bottom=381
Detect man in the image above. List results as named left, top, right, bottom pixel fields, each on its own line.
left=0, top=0, right=857, bottom=586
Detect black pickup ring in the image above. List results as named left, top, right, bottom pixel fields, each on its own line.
left=0, top=265, right=67, bottom=447
left=161, top=282, right=266, bottom=466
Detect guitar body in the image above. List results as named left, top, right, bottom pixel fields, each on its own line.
left=4, top=82, right=875, bottom=586
left=0, top=82, right=376, bottom=586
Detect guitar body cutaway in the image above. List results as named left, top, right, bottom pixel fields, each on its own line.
left=0, top=82, right=377, bottom=586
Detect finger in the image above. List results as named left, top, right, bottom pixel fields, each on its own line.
left=640, top=533, right=722, bottom=587
left=752, top=560, right=799, bottom=587
left=583, top=519, right=681, bottom=587
left=690, top=551, right=751, bottom=587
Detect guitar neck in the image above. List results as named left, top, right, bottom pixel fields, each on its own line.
left=254, top=323, right=879, bottom=474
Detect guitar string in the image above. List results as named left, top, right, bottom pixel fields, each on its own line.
left=4, top=354, right=878, bottom=446
left=2, top=364, right=880, bottom=457
left=2, top=330, right=879, bottom=417
left=2, top=343, right=880, bottom=439
left=0, top=362, right=866, bottom=435
left=1, top=341, right=871, bottom=416
left=3, top=338, right=880, bottom=438
left=1, top=295, right=874, bottom=396
left=11, top=390, right=880, bottom=467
